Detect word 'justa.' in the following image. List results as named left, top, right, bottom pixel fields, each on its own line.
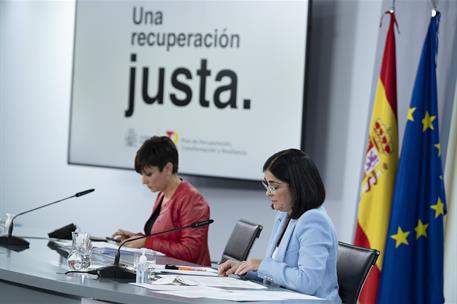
left=125, top=53, right=252, bottom=118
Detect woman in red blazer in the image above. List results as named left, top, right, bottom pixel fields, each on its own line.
left=112, top=136, right=211, bottom=266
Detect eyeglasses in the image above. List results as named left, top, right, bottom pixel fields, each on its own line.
left=261, top=179, right=282, bottom=193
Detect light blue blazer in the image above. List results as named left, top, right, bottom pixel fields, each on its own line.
left=252, top=206, right=341, bottom=303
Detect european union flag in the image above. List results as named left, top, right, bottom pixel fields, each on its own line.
left=378, top=12, right=447, bottom=304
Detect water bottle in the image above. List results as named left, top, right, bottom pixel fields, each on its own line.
left=136, top=249, right=149, bottom=284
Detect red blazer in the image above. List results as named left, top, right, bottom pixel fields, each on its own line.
left=144, top=181, right=211, bottom=266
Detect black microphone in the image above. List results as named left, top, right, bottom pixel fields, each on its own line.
left=0, top=189, right=95, bottom=250
left=191, top=219, right=213, bottom=228
left=90, top=219, right=214, bottom=280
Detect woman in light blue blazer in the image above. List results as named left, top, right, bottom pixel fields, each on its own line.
left=218, top=149, right=341, bottom=303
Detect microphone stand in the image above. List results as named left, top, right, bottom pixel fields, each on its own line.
left=90, top=219, right=214, bottom=281
left=0, top=189, right=95, bottom=251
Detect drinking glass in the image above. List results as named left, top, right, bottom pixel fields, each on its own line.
left=67, top=231, right=92, bottom=270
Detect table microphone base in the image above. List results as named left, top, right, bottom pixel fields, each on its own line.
left=90, top=265, right=136, bottom=281
left=0, top=235, right=30, bottom=251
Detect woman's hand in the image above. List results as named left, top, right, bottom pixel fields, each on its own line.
left=123, top=235, right=146, bottom=248
left=218, top=258, right=262, bottom=276
left=218, top=260, right=242, bottom=276
left=234, top=259, right=262, bottom=275
left=111, top=229, right=136, bottom=241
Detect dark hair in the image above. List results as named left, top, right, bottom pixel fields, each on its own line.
left=134, top=136, right=178, bottom=174
left=263, top=149, right=325, bottom=219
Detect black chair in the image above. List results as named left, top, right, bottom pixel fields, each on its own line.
left=337, top=241, right=380, bottom=304
left=219, top=219, right=263, bottom=264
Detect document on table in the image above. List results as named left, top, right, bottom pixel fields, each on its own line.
left=179, top=275, right=265, bottom=289
left=91, top=242, right=164, bottom=256
left=156, top=289, right=324, bottom=301
left=145, top=274, right=266, bottom=289
left=134, top=282, right=324, bottom=301
left=133, top=274, right=325, bottom=301
left=51, top=239, right=163, bottom=256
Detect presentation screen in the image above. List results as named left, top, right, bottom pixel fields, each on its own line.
left=69, top=0, right=310, bottom=181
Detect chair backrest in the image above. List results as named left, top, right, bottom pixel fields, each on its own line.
left=337, top=241, right=380, bottom=304
left=219, top=219, right=263, bottom=264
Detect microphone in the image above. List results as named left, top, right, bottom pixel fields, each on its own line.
left=90, top=219, right=214, bottom=280
left=0, top=189, right=95, bottom=250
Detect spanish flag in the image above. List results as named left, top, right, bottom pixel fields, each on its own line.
left=354, top=12, right=398, bottom=304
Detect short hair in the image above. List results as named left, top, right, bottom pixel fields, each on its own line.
left=135, top=136, right=179, bottom=174
left=263, top=149, right=325, bottom=219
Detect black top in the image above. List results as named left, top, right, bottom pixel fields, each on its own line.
left=144, top=198, right=163, bottom=236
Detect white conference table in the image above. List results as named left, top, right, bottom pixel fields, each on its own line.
left=0, top=231, right=329, bottom=304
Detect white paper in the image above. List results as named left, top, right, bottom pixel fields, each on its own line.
left=134, top=277, right=324, bottom=301
left=51, top=239, right=165, bottom=256
left=91, top=242, right=164, bottom=256
left=133, top=284, right=220, bottom=295
left=172, top=275, right=266, bottom=289
left=155, top=269, right=219, bottom=277
left=153, top=289, right=324, bottom=301
left=138, top=274, right=265, bottom=289
left=265, top=291, right=324, bottom=300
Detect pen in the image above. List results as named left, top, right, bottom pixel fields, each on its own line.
left=165, top=264, right=206, bottom=271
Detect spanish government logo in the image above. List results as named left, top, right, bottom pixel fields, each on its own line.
left=166, top=130, right=179, bottom=145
